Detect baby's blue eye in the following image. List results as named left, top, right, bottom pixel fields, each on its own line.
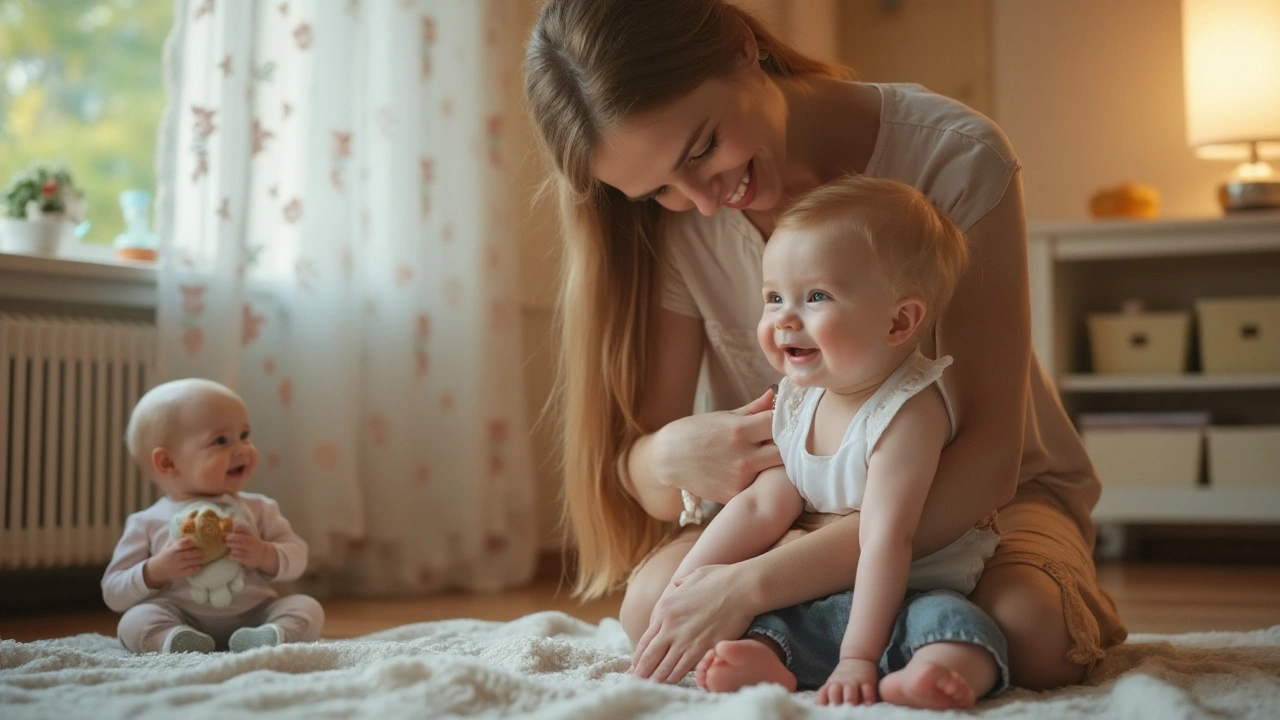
left=808, top=291, right=828, bottom=302
left=213, top=436, right=228, bottom=446
left=766, top=293, right=782, bottom=304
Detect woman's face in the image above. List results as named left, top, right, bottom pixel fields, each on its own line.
left=592, top=65, right=787, bottom=217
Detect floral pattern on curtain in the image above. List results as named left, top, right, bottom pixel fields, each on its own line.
left=155, top=0, right=535, bottom=593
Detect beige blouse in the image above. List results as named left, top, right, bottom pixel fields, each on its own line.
left=658, top=82, right=1100, bottom=536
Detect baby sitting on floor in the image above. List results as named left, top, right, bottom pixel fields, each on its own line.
left=101, top=378, right=323, bottom=653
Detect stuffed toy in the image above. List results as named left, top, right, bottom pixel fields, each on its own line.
left=168, top=501, right=248, bottom=608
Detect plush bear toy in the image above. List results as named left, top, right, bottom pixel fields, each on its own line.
left=169, top=502, right=247, bottom=608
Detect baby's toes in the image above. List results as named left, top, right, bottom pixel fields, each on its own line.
left=696, top=648, right=717, bottom=673
left=694, top=649, right=717, bottom=690
left=938, top=670, right=974, bottom=703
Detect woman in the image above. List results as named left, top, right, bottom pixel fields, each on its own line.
left=522, top=0, right=1126, bottom=691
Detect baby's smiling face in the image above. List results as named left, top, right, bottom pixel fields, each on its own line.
left=156, top=389, right=258, bottom=501
left=757, top=223, right=901, bottom=392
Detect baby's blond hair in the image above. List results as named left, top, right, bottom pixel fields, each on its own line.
left=776, top=175, right=969, bottom=323
left=125, top=378, right=239, bottom=474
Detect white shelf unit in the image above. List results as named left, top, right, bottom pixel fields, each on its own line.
left=1028, top=212, right=1280, bottom=528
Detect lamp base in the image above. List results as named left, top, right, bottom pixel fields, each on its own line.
left=1218, top=180, right=1280, bottom=212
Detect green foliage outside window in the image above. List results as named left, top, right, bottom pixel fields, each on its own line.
left=0, top=0, right=172, bottom=245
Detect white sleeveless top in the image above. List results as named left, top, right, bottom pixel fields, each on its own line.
left=776, top=352, right=956, bottom=515
left=775, top=352, right=998, bottom=594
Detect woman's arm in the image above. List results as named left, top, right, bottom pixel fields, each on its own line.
left=622, top=305, right=781, bottom=521
left=918, top=173, right=1032, bottom=554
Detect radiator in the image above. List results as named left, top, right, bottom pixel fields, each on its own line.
left=1, top=314, right=159, bottom=570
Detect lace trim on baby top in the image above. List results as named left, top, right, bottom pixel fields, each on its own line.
left=863, top=354, right=955, bottom=463
left=776, top=376, right=806, bottom=442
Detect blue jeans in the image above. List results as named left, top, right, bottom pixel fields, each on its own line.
left=747, top=589, right=1010, bottom=695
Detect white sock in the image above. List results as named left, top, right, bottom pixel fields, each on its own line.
left=161, top=625, right=215, bottom=654
left=228, top=624, right=281, bottom=652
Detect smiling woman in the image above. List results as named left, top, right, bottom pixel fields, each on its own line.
left=0, top=0, right=172, bottom=249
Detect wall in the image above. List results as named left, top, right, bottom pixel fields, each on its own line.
left=735, top=0, right=840, bottom=64
left=991, top=0, right=1227, bottom=223
left=837, top=0, right=992, bottom=117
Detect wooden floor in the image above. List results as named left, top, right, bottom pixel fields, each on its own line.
left=1, top=562, right=1278, bottom=643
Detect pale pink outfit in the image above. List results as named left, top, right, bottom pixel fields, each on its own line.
left=102, top=492, right=323, bottom=652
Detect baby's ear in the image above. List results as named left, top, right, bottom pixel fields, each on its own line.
left=152, top=447, right=180, bottom=478
left=886, top=296, right=927, bottom=347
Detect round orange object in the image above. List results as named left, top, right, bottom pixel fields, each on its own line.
left=1089, top=183, right=1160, bottom=219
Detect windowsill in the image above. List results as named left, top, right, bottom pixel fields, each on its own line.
left=0, top=250, right=557, bottom=315
left=0, top=250, right=158, bottom=309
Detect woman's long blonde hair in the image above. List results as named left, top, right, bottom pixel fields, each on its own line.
left=523, top=0, right=848, bottom=598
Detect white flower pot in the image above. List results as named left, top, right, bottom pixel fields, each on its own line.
left=0, top=215, right=68, bottom=256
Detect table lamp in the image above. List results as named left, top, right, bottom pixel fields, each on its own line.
left=1182, top=0, right=1280, bottom=212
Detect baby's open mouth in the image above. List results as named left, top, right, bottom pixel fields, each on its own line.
left=785, top=347, right=818, bottom=358
left=227, top=464, right=248, bottom=478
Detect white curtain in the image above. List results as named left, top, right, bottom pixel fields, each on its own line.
left=154, top=0, right=535, bottom=593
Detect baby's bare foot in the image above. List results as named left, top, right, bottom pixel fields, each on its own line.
left=879, top=660, right=976, bottom=709
left=695, top=639, right=797, bottom=693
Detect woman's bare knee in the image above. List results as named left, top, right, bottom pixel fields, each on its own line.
left=971, top=563, right=1088, bottom=690
left=618, top=528, right=701, bottom=645
left=619, top=572, right=665, bottom=645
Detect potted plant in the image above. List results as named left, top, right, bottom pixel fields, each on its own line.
left=0, top=164, right=86, bottom=256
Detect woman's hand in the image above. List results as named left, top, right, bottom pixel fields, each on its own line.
left=650, top=388, right=780, bottom=505
left=629, top=563, right=759, bottom=684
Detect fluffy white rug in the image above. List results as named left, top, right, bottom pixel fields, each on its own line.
left=2, top=612, right=1279, bottom=719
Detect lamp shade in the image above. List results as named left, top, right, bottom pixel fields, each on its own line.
left=1182, top=0, right=1280, bottom=160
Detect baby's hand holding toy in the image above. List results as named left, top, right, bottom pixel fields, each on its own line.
left=143, top=537, right=205, bottom=588
left=226, top=526, right=278, bottom=576
left=168, top=502, right=249, bottom=607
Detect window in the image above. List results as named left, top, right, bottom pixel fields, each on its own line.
left=1, top=0, right=172, bottom=249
